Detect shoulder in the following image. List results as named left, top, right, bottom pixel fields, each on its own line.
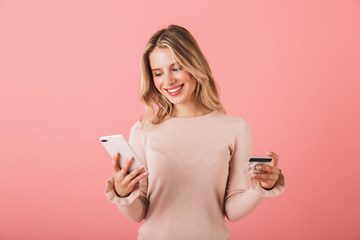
left=129, top=120, right=156, bottom=136
left=130, top=120, right=142, bottom=132
left=128, top=120, right=151, bottom=145
left=213, top=111, right=251, bottom=131
left=210, top=112, right=252, bottom=148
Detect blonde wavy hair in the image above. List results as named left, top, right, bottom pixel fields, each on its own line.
left=138, top=24, right=225, bottom=125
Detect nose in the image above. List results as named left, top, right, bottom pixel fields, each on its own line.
left=164, top=71, right=176, bottom=85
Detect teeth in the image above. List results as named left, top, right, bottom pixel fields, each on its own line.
left=167, top=85, right=182, bottom=93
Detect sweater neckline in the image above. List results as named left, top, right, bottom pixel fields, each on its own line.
left=168, top=110, right=217, bottom=121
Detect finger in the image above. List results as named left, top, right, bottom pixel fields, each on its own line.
left=255, top=164, right=281, bottom=175
left=252, top=173, right=279, bottom=181
left=267, top=151, right=279, bottom=167
left=124, top=165, right=145, bottom=183
left=130, top=171, right=148, bottom=186
left=121, top=157, right=134, bottom=175
left=112, top=153, right=120, bottom=173
left=259, top=179, right=277, bottom=189
left=255, top=164, right=270, bottom=173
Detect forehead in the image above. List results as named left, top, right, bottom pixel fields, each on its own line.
left=149, top=47, right=177, bottom=69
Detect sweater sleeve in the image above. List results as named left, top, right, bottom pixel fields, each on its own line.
left=104, top=121, right=149, bottom=223
left=224, top=119, right=285, bottom=222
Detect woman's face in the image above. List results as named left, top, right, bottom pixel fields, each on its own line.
left=149, top=47, right=197, bottom=107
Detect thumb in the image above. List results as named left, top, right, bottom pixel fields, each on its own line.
left=266, top=151, right=279, bottom=167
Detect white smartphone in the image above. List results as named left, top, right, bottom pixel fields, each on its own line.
left=243, top=157, right=272, bottom=174
left=100, top=134, right=148, bottom=175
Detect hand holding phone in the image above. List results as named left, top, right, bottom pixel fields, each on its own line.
left=111, top=153, right=148, bottom=197
left=100, top=134, right=149, bottom=197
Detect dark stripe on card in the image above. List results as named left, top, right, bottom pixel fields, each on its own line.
left=249, top=157, right=272, bottom=162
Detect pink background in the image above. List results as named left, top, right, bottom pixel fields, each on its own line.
left=1, top=0, right=359, bottom=239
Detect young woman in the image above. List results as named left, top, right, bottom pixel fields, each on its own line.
left=105, top=25, right=285, bottom=240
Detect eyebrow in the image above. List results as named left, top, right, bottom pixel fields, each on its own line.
left=151, top=62, right=179, bottom=72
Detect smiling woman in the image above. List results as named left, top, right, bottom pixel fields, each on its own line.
left=150, top=47, right=198, bottom=113
left=105, top=25, right=285, bottom=240
left=138, top=25, right=224, bottom=123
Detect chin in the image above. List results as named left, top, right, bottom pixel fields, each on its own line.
left=167, top=98, right=184, bottom=105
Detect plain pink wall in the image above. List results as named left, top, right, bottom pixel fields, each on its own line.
left=1, top=0, right=359, bottom=239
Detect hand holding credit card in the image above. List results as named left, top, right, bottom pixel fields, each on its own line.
left=243, top=157, right=272, bottom=174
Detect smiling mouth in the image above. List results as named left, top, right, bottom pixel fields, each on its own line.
left=166, top=84, right=184, bottom=93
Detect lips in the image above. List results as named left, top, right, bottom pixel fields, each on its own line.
left=165, top=84, right=184, bottom=95
left=165, top=84, right=184, bottom=91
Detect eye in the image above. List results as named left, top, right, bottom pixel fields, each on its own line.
left=154, top=72, right=162, bottom=77
left=173, top=66, right=183, bottom=72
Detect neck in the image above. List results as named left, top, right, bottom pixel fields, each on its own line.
left=171, top=102, right=212, bottom=118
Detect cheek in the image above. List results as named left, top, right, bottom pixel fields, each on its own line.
left=182, top=72, right=196, bottom=86
left=153, top=78, right=163, bottom=91
left=187, top=78, right=197, bottom=92
left=191, top=79, right=197, bottom=89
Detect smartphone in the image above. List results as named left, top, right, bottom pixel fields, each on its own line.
left=243, top=157, right=272, bottom=174
left=100, top=134, right=148, bottom=175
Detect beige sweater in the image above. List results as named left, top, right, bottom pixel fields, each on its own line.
left=105, top=110, right=285, bottom=240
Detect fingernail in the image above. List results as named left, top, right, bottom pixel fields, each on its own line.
left=256, top=165, right=262, bottom=169
left=254, top=173, right=258, bottom=177
left=267, top=152, right=272, bottom=155
left=139, top=165, right=144, bottom=170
